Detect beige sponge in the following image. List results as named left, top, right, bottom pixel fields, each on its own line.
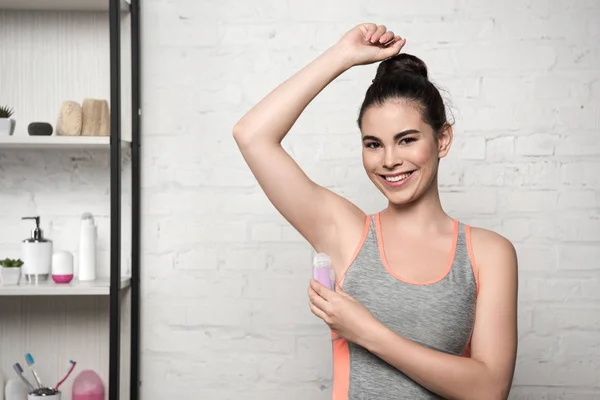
left=82, top=98, right=110, bottom=136
left=56, top=101, right=82, bottom=136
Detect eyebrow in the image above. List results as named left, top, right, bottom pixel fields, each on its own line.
left=362, top=129, right=421, bottom=142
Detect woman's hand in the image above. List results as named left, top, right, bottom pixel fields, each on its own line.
left=334, top=23, right=407, bottom=67
left=308, top=278, right=380, bottom=345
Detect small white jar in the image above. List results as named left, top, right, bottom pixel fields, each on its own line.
left=52, top=251, right=74, bottom=284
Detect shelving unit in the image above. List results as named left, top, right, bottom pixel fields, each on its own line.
left=0, top=0, right=131, bottom=11
left=0, top=278, right=131, bottom=296
left=0, top=0, right=140, bottom=399
left=0, top=135, right=126, bottom=149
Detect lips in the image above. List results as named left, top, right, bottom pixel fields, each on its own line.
left=379, top=171, right=415, bottom=187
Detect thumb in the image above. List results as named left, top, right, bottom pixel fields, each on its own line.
left=381, top=37, right=406, bottom=59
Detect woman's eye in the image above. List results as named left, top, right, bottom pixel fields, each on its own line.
left=399, top=137, right=416, bottom=145
left=365, top=142, right=381, bottom=149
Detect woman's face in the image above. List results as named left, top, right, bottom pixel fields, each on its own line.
left=360, top=99, right=452, bottom=206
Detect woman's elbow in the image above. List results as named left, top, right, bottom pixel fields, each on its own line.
left=232, top=124, right=254, bottom=150
left=467, top=372, right=512, bottom=400
left=484, top=376, right=512, bottom=400
left=496, top=381, right=512, bottom=400
left=232, top=124, right=246, bottom=143
left=466, top=386, right=508, bottom=400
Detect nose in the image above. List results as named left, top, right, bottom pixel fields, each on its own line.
left=383, top=147, right=403, bottom=170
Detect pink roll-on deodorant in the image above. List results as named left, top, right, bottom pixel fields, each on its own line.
left=313, top=253, right=333, bottom=289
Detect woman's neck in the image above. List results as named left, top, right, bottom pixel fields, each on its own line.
left=382, top=178, right=453, bottom=236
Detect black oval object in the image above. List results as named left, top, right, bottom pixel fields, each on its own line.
left=28, top=122, right=53, bottom=136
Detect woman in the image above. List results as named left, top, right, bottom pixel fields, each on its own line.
left=233, top=23, right=518, bottom=400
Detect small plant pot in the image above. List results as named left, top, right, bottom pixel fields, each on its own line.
left=1, top=266, right=22, bottom=285
left=0, top=118, right=16, bottom=135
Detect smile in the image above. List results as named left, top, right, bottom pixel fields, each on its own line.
left=379, top=171, right=415, bottom=187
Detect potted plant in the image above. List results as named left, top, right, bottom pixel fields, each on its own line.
left=0, top=105, right=16, bottom=135
left=0, top=258, right=24, bottom=285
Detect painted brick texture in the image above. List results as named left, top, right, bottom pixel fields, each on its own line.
left=139, top=0, right=600, bottom=398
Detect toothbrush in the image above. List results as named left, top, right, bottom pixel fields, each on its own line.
left=13, top=363, right=36, bottom=392
left=55, top=360, right=77, bottom=390
left=25, top=353, right=43, bottom=388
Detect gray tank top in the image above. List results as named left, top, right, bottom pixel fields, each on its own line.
left=332, top=213, right=478, bottom=400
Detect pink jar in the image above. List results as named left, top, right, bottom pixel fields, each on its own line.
left=72, top=370, right=104, bottom=400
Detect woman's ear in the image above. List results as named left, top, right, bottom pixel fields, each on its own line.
left=438, top=123, right=453, bottom=159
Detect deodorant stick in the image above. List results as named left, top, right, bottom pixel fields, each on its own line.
left=313, top=253, right=333, bottom=290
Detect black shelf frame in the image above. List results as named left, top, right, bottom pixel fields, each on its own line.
left=108, top=0, right=140, bottom=399
left=130, top=0, right=141, bottom=398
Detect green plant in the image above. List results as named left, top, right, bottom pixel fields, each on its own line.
left=0, top=105, right=15, bottom=118
left=0, top=258, right=23, bottom=268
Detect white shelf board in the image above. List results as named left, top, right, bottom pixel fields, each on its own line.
left=0, top=135, right=129, bottom=149
left=0, top=0, right=130, bottom=11
left=0, top=276, right=131, bottom=296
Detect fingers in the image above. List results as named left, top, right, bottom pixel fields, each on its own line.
left=395, top=37, right=407, bottom=51
left=309, top=301, right=329, bottom=322
left=308, top=285, right=331, bottom=313
left=369, top=24, right=387, bottom=44
left=360, top=23, right=377, bottom=41
left=383, top=37, right=407, bottom=57
left=359, top=23, right=403, bottom=47
left=309, top=278, right=334, bottom=300
left=378, top=30, right=395, bottom=45
left=308, top=286, right=332, bottom=323
left=361, top=24, right=405, bottom=55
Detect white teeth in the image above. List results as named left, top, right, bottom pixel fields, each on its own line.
left=385, top=172, right=412, bottom=182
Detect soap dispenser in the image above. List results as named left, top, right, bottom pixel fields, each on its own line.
left=22, top=216, right=53, bottom=284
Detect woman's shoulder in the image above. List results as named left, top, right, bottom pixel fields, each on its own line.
left=467, top=224, right=518, bottom=274
left=469, top=225, right=515, bottom=252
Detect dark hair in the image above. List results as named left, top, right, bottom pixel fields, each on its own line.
left=357, top=53, right=449, bottom=135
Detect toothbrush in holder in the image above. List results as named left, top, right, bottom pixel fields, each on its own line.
left=55, top=360, right=77, bottom=390
left=25, top=353, right=43, bottom=388
left=13, top=363, right=36, bottom=392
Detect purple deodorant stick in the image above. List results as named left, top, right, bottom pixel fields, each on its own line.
left=313, top=253, right=333, bottom=289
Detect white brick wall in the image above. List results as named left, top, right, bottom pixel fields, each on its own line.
left=140, top=0, right=600, bottom=398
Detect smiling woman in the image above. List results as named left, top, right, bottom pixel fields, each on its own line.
left=359, top=54, right=453, bottom=209
left=233, top=22, right=518, bottom=400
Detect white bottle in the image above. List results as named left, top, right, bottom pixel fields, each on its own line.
left=5, top=378, right=27, bottom=400
left=21, top=216, right=53, bottom=284
left=78, top=213, right=97, bottom=281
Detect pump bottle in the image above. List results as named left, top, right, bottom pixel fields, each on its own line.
left=21, top=216, right=53, bottom=284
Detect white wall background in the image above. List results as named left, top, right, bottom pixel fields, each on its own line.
left=139, top=0, right=600, bottom=398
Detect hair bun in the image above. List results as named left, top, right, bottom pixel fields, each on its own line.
left=372, top=53, right=428, bottom=83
